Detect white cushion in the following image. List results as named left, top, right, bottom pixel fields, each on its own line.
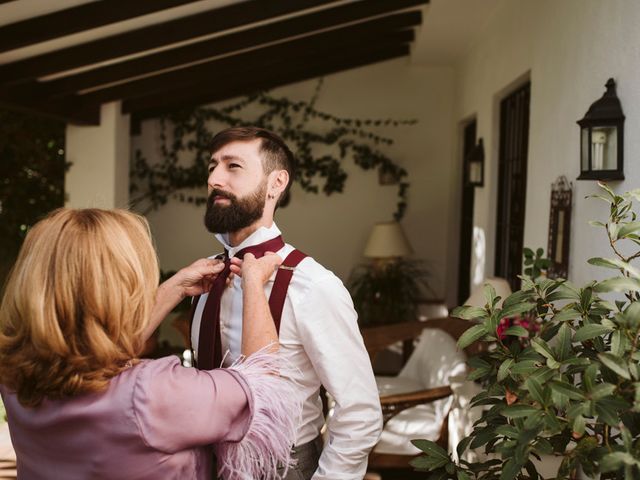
left=373, top=328, right=467, bottom=455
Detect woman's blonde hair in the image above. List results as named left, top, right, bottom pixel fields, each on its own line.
left=0, top=208, right=159, bottom=407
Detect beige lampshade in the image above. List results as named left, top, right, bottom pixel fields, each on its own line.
left=465, top=277, right=512, bottom=308
left=363, top=221, right=413, bottom=258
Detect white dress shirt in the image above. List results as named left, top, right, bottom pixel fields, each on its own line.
left=191, top=223, right=382, bottom=479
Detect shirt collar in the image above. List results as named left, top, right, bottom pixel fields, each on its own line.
left=215, top=223, right=282, bottom=257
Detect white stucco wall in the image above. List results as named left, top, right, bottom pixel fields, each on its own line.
left=455, top=0, right=640, bottom=289
left=133, top=60, right=457, bottom=301
left=66, top=102, right=130, bottom=209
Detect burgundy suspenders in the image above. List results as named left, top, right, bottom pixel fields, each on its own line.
left=189, top=247, right=307, bottom=366
left=268, top=249, right=307, bottom=333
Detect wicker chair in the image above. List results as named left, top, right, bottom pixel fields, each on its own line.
left=361, top=317, right=484, bottom=471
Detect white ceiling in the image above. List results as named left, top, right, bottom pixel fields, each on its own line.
left=412, top=0, right=502, bottom=66
left=0, top=0, right=502, bottom=68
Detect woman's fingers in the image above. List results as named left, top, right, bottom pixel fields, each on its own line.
left=176, top=258, right=225, bottom=296
left=241, top=252, right=283, bottom=285
left=229, top=257, right=243, bottom=277
left=262, top=251, right=283, bottom=270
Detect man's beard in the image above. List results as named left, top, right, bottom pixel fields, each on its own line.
left=203, top=181, right=267, bottom=234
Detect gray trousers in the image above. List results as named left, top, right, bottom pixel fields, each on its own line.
left=279, top=435, right=323, bottom=480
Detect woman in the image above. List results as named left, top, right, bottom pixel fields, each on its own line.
left=0, top=208, right=300, bottom=479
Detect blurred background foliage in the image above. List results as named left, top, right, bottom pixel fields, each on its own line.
left=0, top=108, right=67, bottom=286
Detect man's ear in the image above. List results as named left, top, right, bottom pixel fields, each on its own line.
left=269, top=169, right=289, bottom=199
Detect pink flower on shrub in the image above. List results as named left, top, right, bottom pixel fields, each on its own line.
left=496, top=315, right=540, bottom=341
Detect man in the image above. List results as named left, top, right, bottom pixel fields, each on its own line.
left=190, top=127, right=382, bottom=479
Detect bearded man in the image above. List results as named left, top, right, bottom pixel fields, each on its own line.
left=189, top=126, right=382, bottom=480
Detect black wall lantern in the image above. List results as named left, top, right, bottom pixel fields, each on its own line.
left=577, top=78, right=625, bottom=181
left=466, top=137, right=485, bottom=187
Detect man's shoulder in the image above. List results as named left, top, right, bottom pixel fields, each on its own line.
left=285, top=248, right=347, bottom=296
left=286, top=248, right=334, bottom=282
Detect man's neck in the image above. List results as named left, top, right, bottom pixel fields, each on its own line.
left=228, top=218, right=273, bottom=246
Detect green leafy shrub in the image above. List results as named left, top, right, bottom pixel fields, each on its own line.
left=411, top=183, right=640, bottom=479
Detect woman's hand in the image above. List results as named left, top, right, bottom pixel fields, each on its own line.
left=235, top=253, right=283, bottom=356
left=145, top=258, right=225, bottom=341
left=230, top=253, right=283, bottom=287
left=172, top=258, right=226, bottom=298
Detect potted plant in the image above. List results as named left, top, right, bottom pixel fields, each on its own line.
left=411, top=183, right=640, bottom=479
left=348, top=259, right=430, bottom=326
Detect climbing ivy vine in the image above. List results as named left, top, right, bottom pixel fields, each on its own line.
left=131, top=80, right=416, bottom=220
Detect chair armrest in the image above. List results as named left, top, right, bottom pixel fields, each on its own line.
left=379, top=385, right=453, bottom=425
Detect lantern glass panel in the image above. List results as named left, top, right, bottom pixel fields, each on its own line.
left=581, top=128, right=590, bottom=171
left=469, top=161, right=482, bottom=185
left=591, top=126, right=617, bottom=171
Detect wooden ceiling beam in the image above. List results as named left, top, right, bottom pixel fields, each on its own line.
left=0, top=0, right=429, bottom=87
left=126, top=43, right=411, bottom=118
left=75, top=27, right=414, bottom=107
left=0, top=0, right=338, bottom=85
left=0, top=95, right=99, bottom=125
left=0, top=0, right=202, bottom=54
left=21, top=10, right=422, bottom=99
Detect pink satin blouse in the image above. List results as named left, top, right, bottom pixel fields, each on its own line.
left=0, top=356, right=252, bottom=479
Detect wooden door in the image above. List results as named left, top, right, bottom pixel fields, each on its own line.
left=457, top=120, right=476, bottom=305
left=494, top=82, right=531, bottom=291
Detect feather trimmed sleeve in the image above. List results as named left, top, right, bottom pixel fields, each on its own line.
left=215, top=348, right=303, bottom=480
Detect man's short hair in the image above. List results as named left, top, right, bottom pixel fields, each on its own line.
left=210, top=126, right=295, bottom=206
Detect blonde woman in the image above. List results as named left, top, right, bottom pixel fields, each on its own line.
left=0, top=208, right=300, bottom=480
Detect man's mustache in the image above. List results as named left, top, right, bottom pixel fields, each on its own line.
left=208, top=189, right=236, bottom=202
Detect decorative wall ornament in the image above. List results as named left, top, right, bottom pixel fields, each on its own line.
left=547, top=175, right=572, bottom=279
left=130, top=79, right=416, bottom=220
